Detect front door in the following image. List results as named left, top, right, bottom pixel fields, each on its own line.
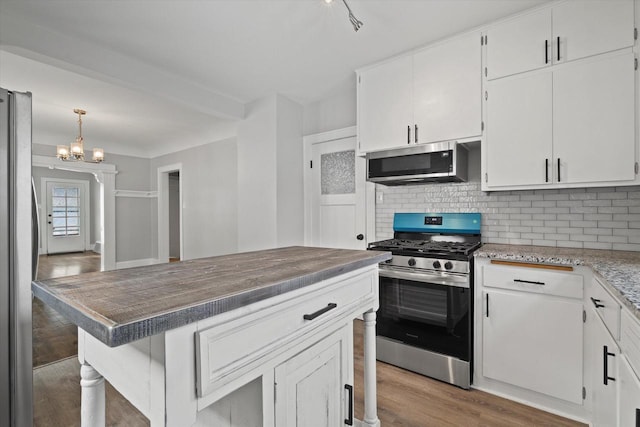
left=45, top=181, right=86, bottom=254
left=310, top=136, right=366, bottom=249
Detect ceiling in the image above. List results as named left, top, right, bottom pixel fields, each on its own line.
left=0, top=0, right=550, bottom=158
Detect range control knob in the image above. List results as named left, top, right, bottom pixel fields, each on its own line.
left=432, top=261, right=441, bottom=269
left=444, top=261, right=453, bottom=270
left=408, top=258, right=416, bottom=267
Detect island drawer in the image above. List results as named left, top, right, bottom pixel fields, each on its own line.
left=195, top=268, right=376, bottom=399
left=588, top=276, right=621, bottom=340
left=482, top=262, right=583, bottom=299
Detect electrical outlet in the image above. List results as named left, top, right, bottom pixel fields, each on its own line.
left=376, top=192, right=383, bottom=203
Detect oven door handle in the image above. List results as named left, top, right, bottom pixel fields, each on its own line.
left=378, top=268, right=470, bottom=289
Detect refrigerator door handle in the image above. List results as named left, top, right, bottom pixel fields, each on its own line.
left=31, top=178, right=39, bottom=281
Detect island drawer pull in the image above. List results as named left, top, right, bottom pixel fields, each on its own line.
left=514, top=279, right=545, bottom=286
left=303, top=303, right=337, bottom=321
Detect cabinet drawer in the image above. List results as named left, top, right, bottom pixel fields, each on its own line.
left=621, top=310, right=640, bottom=377
left=588, top=277, right=621, bottom=340
left=195, top=270, right=375, bottom=398
left=482, top=262, right=583, bottom=299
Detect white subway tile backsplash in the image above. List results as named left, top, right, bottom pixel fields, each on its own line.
left=375, top=181, right=640, bottom=251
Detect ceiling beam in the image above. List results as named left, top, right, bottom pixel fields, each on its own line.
left=0, top=15, right=245, bottom=121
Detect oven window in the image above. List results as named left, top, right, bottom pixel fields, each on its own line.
left=377, top=276, right=470, bottom=361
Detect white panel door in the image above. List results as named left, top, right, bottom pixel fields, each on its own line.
left=553, top=52, right=635, bottom=185
left=619, top=355, right=640, bottom=427
left=357, top=55, right=413, bottom=153
left=413, top=32, right=482, bottom=144
left=482, top=289, right=583, bottom=404
left=45, top=180, right=87, bottom=254
left=310, top=136, right=366, bottom=249
left=486, top=71, right=553, bottom=188
left=553, top=0, right=634, bottom=64
left=486, top=9, right=551, bottom=80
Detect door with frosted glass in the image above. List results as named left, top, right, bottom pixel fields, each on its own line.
left=46, top=181, right=85, bottom=254
left=311, top=136, right=366, bottom=250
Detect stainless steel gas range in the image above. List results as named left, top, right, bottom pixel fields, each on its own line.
left=368, top=212, right=481, bottom=389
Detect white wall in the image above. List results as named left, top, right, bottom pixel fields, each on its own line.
left=237, top=96, right=278, bottom=251
left=237, top=94, right=304, bottom=251
left=276, top=95, right=304, bottom=247
left=303, top=77, right=357, bottom=136
left=151, top=137, right=238, bottom=260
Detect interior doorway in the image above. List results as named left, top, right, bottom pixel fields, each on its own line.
left=157, top=163, right=183, bottom=263
left=168, top=171, right=181, bottom=262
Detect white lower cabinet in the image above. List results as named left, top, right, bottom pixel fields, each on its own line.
left=274, top=326, right=352, bottom=427
left=587, top=306, right=619, bottom=427
left=482, top=285, right=583, bottom=404
left=476, top=258, right=640, bottom=425
left=482, top=289, right=583, bottom=404
left=619, top=355, right=640, bottom=426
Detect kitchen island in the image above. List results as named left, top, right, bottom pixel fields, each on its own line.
left=32, top=246, right=390, bottom=427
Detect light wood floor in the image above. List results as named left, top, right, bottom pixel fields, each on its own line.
left=33, top=252, right=586, bottom=426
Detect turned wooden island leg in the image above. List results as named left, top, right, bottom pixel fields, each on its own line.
left=363, top=310, right=380, bottom=427
left=80, top=362, right=105, bottom=427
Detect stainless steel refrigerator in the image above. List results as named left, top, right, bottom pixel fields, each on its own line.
left=1, top=87, right=35, bottom=426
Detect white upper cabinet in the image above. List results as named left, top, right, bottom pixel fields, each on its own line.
left=357, top=55, right=413, bottom=153
left=553, top=52, right=636, bottom=185
left=487, top=9, right=551, bottom=80
left=553, top=0, right=635, bottom=64
left=413, top=33, right=482, bottom=145
left=487, top=0, right=634, bottom=80
left=484, top=0, right=637, bottom=191
left=357, top=32, right=482, bottom=154
left=486, top=72, right=552, bottom=188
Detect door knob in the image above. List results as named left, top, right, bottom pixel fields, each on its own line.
left=356, top=234, right=364, bottom=240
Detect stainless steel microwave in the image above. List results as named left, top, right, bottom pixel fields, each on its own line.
left=366, top=141, right=468, bottom=185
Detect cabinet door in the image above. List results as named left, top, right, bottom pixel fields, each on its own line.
left=357, top=56, right=413, bottom=153
left=553, top=52, right=635, bottom=185
left=619, top=355, right=640, bottom=427
left=553, top=0, right=634, bottom=64
left=482, top=289, right=583, bottom=404
left=587, top=307, right=619, bottom=427
left=485, top=72, right=553, bottom=188
left=486, top=9, right=551, bottom=80
left=413, top=32, right=482, bottom=144
left=274, top=328, right=351, bottom=427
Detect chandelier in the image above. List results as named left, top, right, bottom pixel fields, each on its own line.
left=57, top=109, right=104, bottom=163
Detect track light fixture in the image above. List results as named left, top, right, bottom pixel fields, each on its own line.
left=326, top=0, right=363, bottom=32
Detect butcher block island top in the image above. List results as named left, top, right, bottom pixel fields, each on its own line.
left=32, top=246, right=390, bottom=347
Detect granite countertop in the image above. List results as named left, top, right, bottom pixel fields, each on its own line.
left=32, top=246, right=391, bottom=347
left=476, top=243, right=640, bottom=319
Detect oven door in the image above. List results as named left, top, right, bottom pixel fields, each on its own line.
left=377, top=267, right=471, bottom=361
